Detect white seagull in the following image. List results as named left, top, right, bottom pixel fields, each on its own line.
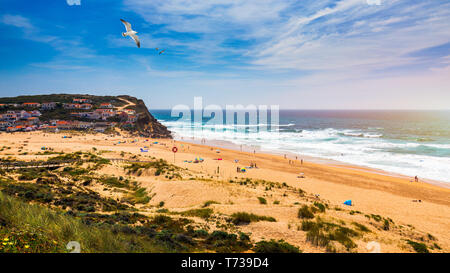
left=120, top=19, right=140, bottom=48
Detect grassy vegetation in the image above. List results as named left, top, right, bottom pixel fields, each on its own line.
left=0, top=191, right=260, bottom=253
left=179, top=208, right=214, bottom=220
left=257, top=197, right=267, bottom=205
left=253, top=240, right=301, bottom=253
left=124, top=159, right=182, bottom=179
left=98, top=175, right=134, bottom=189
left=124, top=187, right=152, bottom=205
left=202, top=200, right=219, bottom=208
left=231, top=212, right=276, bottom=225
left=406, top=240, right=429, bottom=253
left=0, top=192, right=171, bottom=253
left=352, top=222, right=370, bottom=233
left=0, top=172, right=129, bottom=212
left=298, top=205, right=315, bottom=219
left=301, top=218, right=360, bottom=252
left=313, top=202, right=327, bottom=213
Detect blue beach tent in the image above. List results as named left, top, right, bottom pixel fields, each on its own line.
left=343, top=200, right=352, bottom=206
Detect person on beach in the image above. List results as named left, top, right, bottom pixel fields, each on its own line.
left=415, top=176, right=419, bottom=182
left=301, top=159, right=303, bottom=165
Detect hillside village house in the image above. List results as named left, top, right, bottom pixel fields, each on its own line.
left=127, top=115, right=138, bottom=123
left=6, top=126, right=19, bottom=132
left=0, top=98, right=138, bottom=132
left=95, top=109, right=115, bottom=120
left=22, top=102, right=41, bottom=108
left=73, top=98, right=92, bottom=103
left=41, top=102, right=57, bottom=110
left=63, top=103, right=93, bottom=110
left=0, top=110, right=41, bottom=121
left=1, top=112, right=18, bottom=122
left=99, top=103, right=113, bottom=108
left=122, top=109, right=136, bottom=116
left=0, top=121, right=11, bottom=130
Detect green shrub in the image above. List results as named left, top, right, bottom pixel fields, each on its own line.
left=180, top=208, right=213, bottom=219
left=202, top=200, right=219, bottom=207
left=298, top=205, right=315, bottom=219
left=257, top=197, right=267, bottom=205
left=313, top=202, right=326, bottom=213
left=382, top=219, right=390, bottom=231
left=301, top=219, right=359, bottom=251
left=231, top=212, right=276, bottom=225
left=253, top=240, right=301, bottom=253
left=352, top=222, right=370, bottom=232
left=407, top=240, right=429, bottom=253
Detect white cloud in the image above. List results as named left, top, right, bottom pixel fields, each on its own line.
left=66, top=0, right=81, bottom=6
left=1, top=14, right=34, bottom=31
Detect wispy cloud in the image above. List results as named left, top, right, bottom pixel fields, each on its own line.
left=66, top=0, right=81, bottom=6
left=1, top=14, right=97, bottom=67
left=1, top=14, right=34, bottom=30
left=124, top=0, right=450, bottom=74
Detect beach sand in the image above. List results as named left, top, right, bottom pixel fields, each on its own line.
left=1, top=131, right=449, bottom=253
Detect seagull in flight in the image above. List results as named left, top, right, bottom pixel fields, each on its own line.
left=120, top=19, right=140, bottom=48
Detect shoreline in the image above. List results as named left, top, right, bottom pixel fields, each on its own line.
left=174, top=135, right=450, bottom=189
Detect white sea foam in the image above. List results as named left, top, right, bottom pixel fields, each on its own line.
left=162, top=120, right=450, bottom=183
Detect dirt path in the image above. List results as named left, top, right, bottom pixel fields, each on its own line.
left=117, top=98, right=135, bottom=111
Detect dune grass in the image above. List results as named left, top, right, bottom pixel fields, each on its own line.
left=0, top=192, right=168, bottom=253
left=253, top=239, right=301, bottom=253
left=301, top=218, right=360, bottom=251
left=231, top=212, right=276, bottom=225
left=179, top=208, right=214, bottom=219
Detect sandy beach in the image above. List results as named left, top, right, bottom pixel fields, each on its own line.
left=1, top=131, right=449, bottom=253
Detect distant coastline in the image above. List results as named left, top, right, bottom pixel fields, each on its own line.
left=152, top=109, right=450, bottom=184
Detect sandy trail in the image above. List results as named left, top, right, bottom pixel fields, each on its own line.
left=117, top=98, right=135, bottom=111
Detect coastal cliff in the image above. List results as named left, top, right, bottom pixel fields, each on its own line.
left=117, top=95, right=172, bottom=138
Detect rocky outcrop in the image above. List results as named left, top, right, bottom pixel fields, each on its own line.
left=117, top=95, right=172, bottom=138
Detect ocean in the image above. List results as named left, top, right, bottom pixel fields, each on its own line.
left=150, top=110, right=450, bottom=183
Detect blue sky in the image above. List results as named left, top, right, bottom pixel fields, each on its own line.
left=0, top=0, right=449, bottom=109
